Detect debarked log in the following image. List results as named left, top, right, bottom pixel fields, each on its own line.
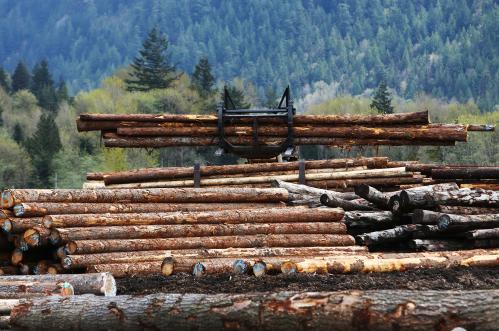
left=65, top=234, right=356, bottom=254
left=1, top=188, right=289, bottom=208
left=43, top=207, right=344, bottom=228
left=9, top=289, right=499, bottom=331
left=0, top=280, right=74, bottom=297
left=13, top=202, right=286, bottom=217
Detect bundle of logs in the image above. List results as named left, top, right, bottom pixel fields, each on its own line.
left=76, top=111, right=494, bottom=148
left=329, top=181, right=499, bottom=252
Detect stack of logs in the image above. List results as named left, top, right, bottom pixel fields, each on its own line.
left=76, top=110, right=494, bottom=148
left=327, top=181, right=499, bottom=252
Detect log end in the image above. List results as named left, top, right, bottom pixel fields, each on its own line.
left=232, top=259, right=249, bottom=275
left=390, top=195, right=402, bottom=215
left=319, top=194, right=330, bottom=206
left=59, top=282, right=75, bottom=296
left=56, top=247, right=67, bottom=260
left=437, top=215, right=451, bottom=231
left=161, top=257, right=174, bottom=277
left=99, top=272, right=117, bottom=297
left=1, top=191, right=14, bottom=209
left=62, top=257, right=73, bottom=270
left=192, top=262, right=206, bottom=278
left=66, top=242, right=77, bottom=255
left=0, top=219, right=12, bottom=233
left=23, top=229, right=40, bottom=247
left=13, top=205, right=24, bottom=217
left=19, top=263, right=30, bottom=275
left=281, top=261, right=297, bottom=275
left=252, top=261, right=266, bottom=277
left=10, top=249, right=23, bottom=266
left=48, top=230, right=61, bottom=246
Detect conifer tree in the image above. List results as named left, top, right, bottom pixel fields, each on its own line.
left=11, top=62, right=31, bottom=92
left=56, top=79, right=69, bottom=101
left=126, top=27, right=177, bottom=91
left=31, top=60, right=58, bottom=112
left=0, top=67, right=9, bottom=93
left=24, top=114, right=62, bottom=187
left=191, top=57, right=215, bottom=97
left=12, top=123, right=24, bottom=144
left=223, top=85, right=251, bottom=109
left=370, top=81, right=394, bottom=114
left=264, top=87, right=278, bottom=108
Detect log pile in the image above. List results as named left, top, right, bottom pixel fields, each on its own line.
left=76, top=111, right=495, bottom=149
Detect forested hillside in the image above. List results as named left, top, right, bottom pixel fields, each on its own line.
left=0, top=0, right=497, bottom=110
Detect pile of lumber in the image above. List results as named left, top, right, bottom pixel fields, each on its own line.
left=76, top=111, right=493, bottom=148
left=334, top=182, right=499, bottom=251
left=84, top=157, right=429, bottom=190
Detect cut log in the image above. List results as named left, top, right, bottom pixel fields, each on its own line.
left=321, top=194, right=377, bottom=211
left=50, top=222, right=346, bottom=244
left=102, top=157, right=388, bottom=185
left=0, top=280, right=74, bottom=297
left=65, top=234, right=356, bottom=254
left=43, top=207, right=344, bottom=228
left=429, top=188, right=499, bottom=207
left=408, top=239, right=499, bottom=251
left=354, top=185, right=390, bottom=209
left=437, top=214, right=499, bottom=231
left=343, top=211, right=396, bottom=228
left=431, top=167, right=499, bottom=180
left=0, top=273, right=116, bottom=296
left=435, top=205, right=498, bottom=215
left=1, top=188, right=288, bottom=208
left=356, top=225, right=420, bottom=245
left=397, top=183, right=460, bottom=211
left=271, top=179, right=358, bottom=200
left=9, top=289, right=499, bottom=331
left=23, top=227, right=51, bottom=247
left=0, top=218, right=44, bottom=234
left=411, top=209, right=445, bottom=225
left=63, top=246, right=367, bottom=269
left=303, top=176, right=424, bottom=189
left=466, top=228, right=499, bottom=240
left=13, top=202, right=286, bottom=217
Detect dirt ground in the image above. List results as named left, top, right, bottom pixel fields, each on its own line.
left=117, top=267, right=499, bottom=295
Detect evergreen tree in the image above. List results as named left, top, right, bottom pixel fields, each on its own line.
left=223, top=85, right=251, bottom=109
left=0, top=67, right=9, bottom=93
left=126, top=27, right=177, bottom=91
left=0, top=105, right=3, bottom=127
left=12, top=123, right=24, bottom=144
left=24, top=114, right=62, bottom=187
left=11, top=62, right=31, bottom=92
left=56, top=79, right=69, bottom=101
left=264, top=87, right=278, bottom=108
left=191, top=57, right=215, bottom=98
left=370, top=81, right=394, bottom=114
left=31, top=60, right=58, bottom=112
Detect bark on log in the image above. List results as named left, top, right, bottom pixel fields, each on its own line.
left=23, top=227, right=50, bottom=247
left=321, top=194, right=377, bottom=211
left=354, top=185, right=391, bottom=209
left=78, top=110, right=430, bottom=125
left=397, top=183, right=461, bottom=211
left=431, top=168, right=499, bottom=180
left=65, top=234, right=356, bottom=254
left=437, top=214, right=499, bottom=231
left=63, top=246, right=368, bottom=269
left=50, top=222, right=346, bottom=244
left=43, top=207, right=344, bottom=228
left=102, top=157, right=388, bottom=185
left=1, top=188, right=289, bottom=208
left=0, top=280, right=74, bottom=297
left=411, top=209, right=446, bottom=225
left=459, top=183, right=499, bottom=190
left=429, top=188, right=499, bottom=208
left=271, top=179, right=358, bottom=200
left=0, top=218, right=44, bottom=234
left=0, top=273, right=116, bottom=296
left=343, top=211, right=397, bottom=228
left=466, top=124, right=495, bottom=131
left=466, top=228, right=499, bottom=240
left=408, top=239, right=499, bottom=251
left=13, top=202, right=285, bottom=217
left=8, top=289, right=499, bottom=331
left=304, top=176, right=424, bottom=189
left=435, top=205, right=499, bottom=215
left=356, top=225, right=420, bottom=245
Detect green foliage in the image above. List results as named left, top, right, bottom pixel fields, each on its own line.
left=0, top=130, right=34, bottom=188
left=264, top=88, right=279, bottom=108
left=223, top=85, right=251, bottom=109
left=370, top=81, right=394, bottom=114
left=2, top=90, right=42, bottom=139
left=126, top=27, right=177, bottom=92
left=0, top=67, right=9, bottom=93
left=24, top=114, right=62, bottom=187
left=191, top=57, right=215, bottom=98
left=12, top=123, right=24, bottom=144
left=11, top=62, right=31, bottom=92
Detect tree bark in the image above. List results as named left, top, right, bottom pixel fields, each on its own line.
left=43, top=207, right=344, bottom=228
left=0, top=218, right=44, bottom=234
left=303, top=176, right=424, bottom=189
left=354, top=185, right=391, bottom=209
left=431, top=167, right=499, bottom=180
left=429, top=188, right=499, bottom=208
left=271, top=179, right=358, bottom=200
left=9, top=289, right=499, bottom=331
left=102, top=157, right=388, bottom=185
left=466, top=228, right=499, bottom=240
left=437, top=214, right=499, bottom=231
left=51, top=222, right=346, bottom=244
left=408, top=239, right=497, bottom=251
left=1, top=188, right=289, bottom=208
left=63, top=246, right=367, bottom=269
left=343, top=211, right=397, bottom=228
left=0, top=280, right=74, bottom=297
left=321, top=194, right=378, bottom=211
left=356, top=225, right=420, bottom=245
left=13, top=202, right=286, bottom=217
left=65, top=234, right=356, bottom=254
left=0, top=273, right=116, bottom=296
left=435, top=205, right=499, bottom=215
left=411, top=209, right=445, bottom=225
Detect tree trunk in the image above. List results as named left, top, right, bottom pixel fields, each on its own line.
left=1, top=188, right=289, bottom=208
left=437, top=214, right=499, bottom=231
left=354, top=185, right=391, bottom=209
left=101, top=157, right=388, bottom=185
left=356, top=225, right=420, bottom=245
left=303, top=176, right=424, bottom=189
left=431, top=167, right=499, bottom=180
left=51, top=222, right=347, bottom=244
left=43, top=207, right=344, bottom=228
left=9, top=289, right=499, bottom=331
left=321, top=194, right=377, bottom=211
left=0, top=218, right=44, bottom=234
left=65, top=234, right=356, bottom=254
left=411, top=209, right=446, bottom=225
left=271, top=179, right=358, bottom=200
left=430, top=188, right=499, bottom=208
left=0, top=280, right=74, bottom=297
left=435, top=205, right=498, bottom=215
left=0, top=273, right=115, bottom=296
left=22, top=227, right=50, bottom=247
left=343, top=211, right=398, bottom=228
left=466, top=228, right=499, bottom=239
left=63, top=246, right=367, bottom=269
left=13, top=202, right=286, bottom=217
left=409, top=239, right=499, bottom=251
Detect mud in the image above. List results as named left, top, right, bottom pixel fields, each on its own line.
left=117, top=267, right=499, bottom=295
